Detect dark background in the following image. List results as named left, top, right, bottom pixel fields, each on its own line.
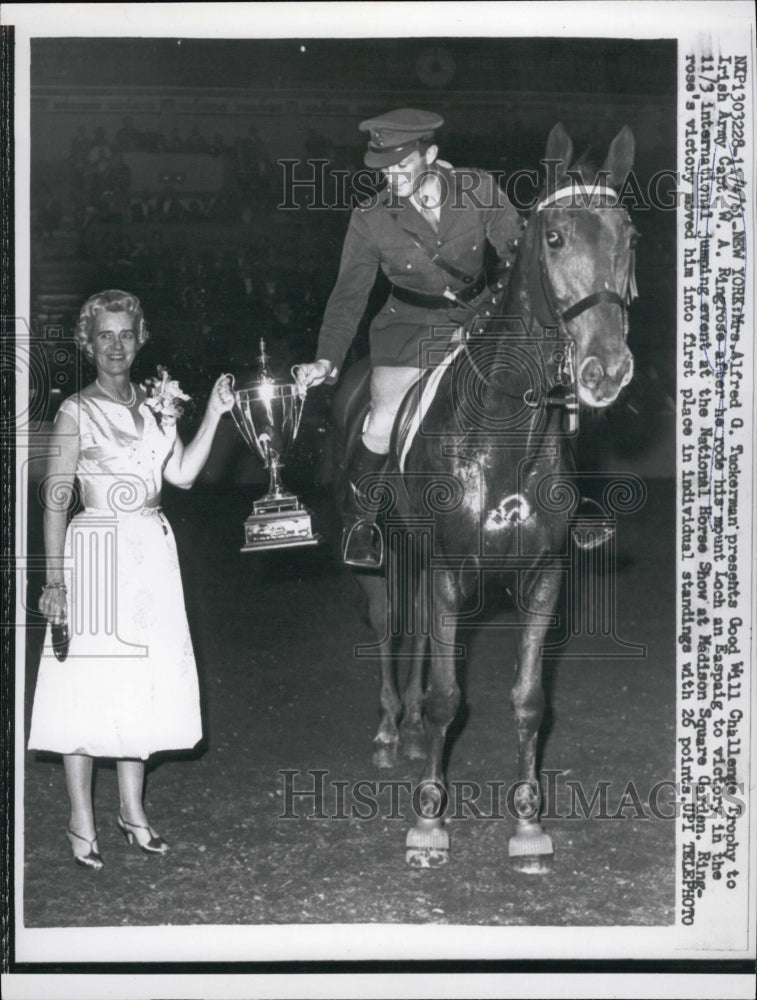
left=29, top=35, right=677, bottom=479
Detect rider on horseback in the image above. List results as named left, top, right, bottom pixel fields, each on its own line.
left=296, top=108, right=524, bottom=567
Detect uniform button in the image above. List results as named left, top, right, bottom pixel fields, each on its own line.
left=437, top=240, right=443, bottom=247
left=406, top=263, right=412, bottom=269
left=472, top=244, right=478, bottom=251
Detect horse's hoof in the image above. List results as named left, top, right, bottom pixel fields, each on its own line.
left=400, top=729, right=426, bottom=760
left=405, top=846, right=449, bottom=868
left=373, top=742, right=399, bottom=769
left=508, top=825, right=553, bottom=875
left=510, top=853, right=552, bottom=874
left=405, top=818, right=449, bottom=866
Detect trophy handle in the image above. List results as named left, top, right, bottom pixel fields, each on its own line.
left=290, top=365, right=307, bottom=440
left=226, top=376, right=264, bottom=461
left=291, top=365, right=307, bottom=397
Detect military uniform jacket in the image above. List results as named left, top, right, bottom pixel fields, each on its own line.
left=316, top=164, right=523, bottom=374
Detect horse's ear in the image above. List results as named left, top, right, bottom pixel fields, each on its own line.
left=603, top=125, right=635, bottom=188
left=544, top=123, right=574, bottom=178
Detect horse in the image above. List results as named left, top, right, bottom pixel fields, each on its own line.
left=332, top=123, right=639, bottom=871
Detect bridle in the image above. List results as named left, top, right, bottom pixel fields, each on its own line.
left=527, top=185, right=638, bottom=332
left=456, top=182, right=637, bottom=434
left=516, top=183, right=637, bottom=430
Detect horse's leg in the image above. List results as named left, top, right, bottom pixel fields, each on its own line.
left=508, top=563, right=561, bottom=873
left=406, top=567, right=460, bottom=867
left=399, top=564, right=428, bottom=760
left=399, top=632, right=427, bottom=759
left=356, top=570, right=402, bottom=769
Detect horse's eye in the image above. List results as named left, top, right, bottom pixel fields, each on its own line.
left=545, top=230, right=563, bottom=248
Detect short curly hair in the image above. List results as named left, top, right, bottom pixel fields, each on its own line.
left=75, top=289, right=150, bottom=353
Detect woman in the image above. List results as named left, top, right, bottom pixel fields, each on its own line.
left=28, top=289, right=235, bottom=869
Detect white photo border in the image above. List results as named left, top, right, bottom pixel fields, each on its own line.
left=3, top=1, right=756, bottom=995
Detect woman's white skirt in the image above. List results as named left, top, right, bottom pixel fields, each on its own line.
left=28, top=508, right=202, bottom=759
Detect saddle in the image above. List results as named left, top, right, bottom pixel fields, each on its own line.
left=337, top=346, right=612, bottom=552
left=337, top=355, right=373, bottom=466
left=338, top=352, right=459, bottom=477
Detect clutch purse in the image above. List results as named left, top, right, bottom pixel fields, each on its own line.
left=51, top=621, right=70, bottom=662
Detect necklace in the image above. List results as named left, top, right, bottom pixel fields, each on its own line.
left=96, top=378, right=137, bottom=406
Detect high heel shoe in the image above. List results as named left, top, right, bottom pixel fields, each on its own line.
left=66, top=826, right=103, bottom=870
left=116, top=813, right=169, bottom=854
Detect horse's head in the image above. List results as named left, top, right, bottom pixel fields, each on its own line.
left=530, top=123, right=638, bottom=408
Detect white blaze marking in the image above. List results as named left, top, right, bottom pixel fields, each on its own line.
left=485, top=493, right=531, bottom=530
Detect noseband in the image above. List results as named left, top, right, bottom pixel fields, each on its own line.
left=527, top=185, right=638, bottom=331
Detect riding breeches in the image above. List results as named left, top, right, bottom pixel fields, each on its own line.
left=362, top=365, right=423, bottom=455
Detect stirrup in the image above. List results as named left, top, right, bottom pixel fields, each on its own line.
left=571, top=497, right=615, bottom=551
left=572, top=521, right=615, bottom=551
left=342, top=519, right=384, bottom=569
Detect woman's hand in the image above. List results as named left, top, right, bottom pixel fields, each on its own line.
left=207, top=374, right=236, bottom=419
left=294, top=360, right=333, bottom=391
left=39, top=584, right=68, bottom=625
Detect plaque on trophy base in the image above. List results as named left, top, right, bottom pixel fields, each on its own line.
left=229, top=340, right=322, bottom=554
left=242, top=495, right=321, bottom=553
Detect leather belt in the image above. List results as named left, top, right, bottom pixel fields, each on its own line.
left=390, top=271, right=487, bottom=311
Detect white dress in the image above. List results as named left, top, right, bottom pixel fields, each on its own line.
left=28, top=393, right=203, bottom=759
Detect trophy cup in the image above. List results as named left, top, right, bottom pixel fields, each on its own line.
left=229, top=340, right=321, bottom=553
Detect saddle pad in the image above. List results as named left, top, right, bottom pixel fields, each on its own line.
left=397, top=343, right=465, bottom=473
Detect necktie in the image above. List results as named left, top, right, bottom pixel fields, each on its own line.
left=417, top=174, right=441, bottom=232
left=419, top=198, right=439, bottom=232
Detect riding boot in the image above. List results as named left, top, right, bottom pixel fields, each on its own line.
left=572, top=497, right=615, bottom=551
left=342, top=441, right=387, bottom=569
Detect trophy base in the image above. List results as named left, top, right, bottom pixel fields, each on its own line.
left=241, top=495, right=322, bottom=553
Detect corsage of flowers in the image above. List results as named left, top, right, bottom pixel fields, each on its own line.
left=141, top=366, right=191, bottom=431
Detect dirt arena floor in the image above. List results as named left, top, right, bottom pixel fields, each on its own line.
left=23, top=473, right=675, bottom=930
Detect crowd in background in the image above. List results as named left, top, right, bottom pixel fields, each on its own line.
left=29, top=113, right=674, bottom=426
left=42, top=114, right=554, bottom=236
left=30, top=116, right=357, bottom=383
left=60, top=117, right=279, bottom=231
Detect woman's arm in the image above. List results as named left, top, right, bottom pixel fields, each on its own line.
left=163, top=374, right=234, bottom=489
left=39, top=410, right=79, bottom=623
